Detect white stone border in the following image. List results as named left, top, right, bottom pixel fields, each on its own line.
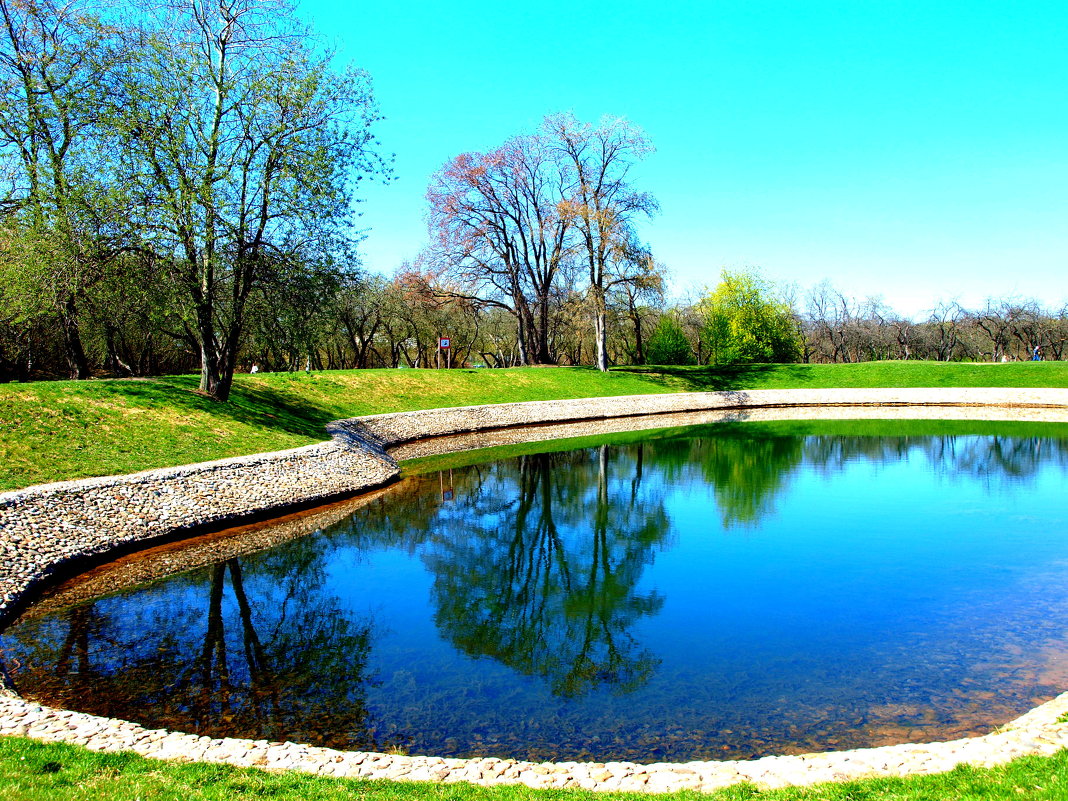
left=2, top=387, right=1068, bottom=792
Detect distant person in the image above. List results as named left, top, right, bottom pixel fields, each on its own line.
left=1032, top=346, right=1042, bottom=361
left=250, top=363, right=259, bottom=374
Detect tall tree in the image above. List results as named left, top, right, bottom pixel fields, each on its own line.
left=0, top=0, right=116, bottom=378
left=110, top=0, right=386, bottom=399
left=426, top=134, right=571, bottom=364
left=613, top=256, right=665, bottom=365
left=549, top=113, right=658, bottom=371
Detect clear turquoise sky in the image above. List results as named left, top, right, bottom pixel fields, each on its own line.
left=299, top=0, right=1067, bottom=318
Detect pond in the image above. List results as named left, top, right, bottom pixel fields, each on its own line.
left=3, top=419, right=1068, bottom=764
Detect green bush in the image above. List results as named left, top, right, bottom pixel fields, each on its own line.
left=700, top=270, right=802, bottom=365
left=645, top=315, right=696, bottom=365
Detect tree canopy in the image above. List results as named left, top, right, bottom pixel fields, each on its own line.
left=0, top=0, right=388, bottom=398
left=700, top=270, right=803, bottom=365
left=425, top=114, right=659, bottom=370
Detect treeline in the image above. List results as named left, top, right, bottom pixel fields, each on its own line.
left=8, top=253, right=1065, bottom=382
left=796, top=285, right=1068, bottom=363
left=1, top=2, right=1063, bottom=391
left=0, top=0, right=387, bottom=398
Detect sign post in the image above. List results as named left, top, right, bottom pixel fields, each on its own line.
left=438, top=336, right=451, bottom=369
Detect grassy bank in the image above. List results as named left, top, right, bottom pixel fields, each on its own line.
left=1, top=736, right=1066, bottom=800
left=2, top=362, right=1067, bottom=491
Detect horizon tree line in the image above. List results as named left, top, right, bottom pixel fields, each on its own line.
left=5, top=251, right=1065, bottom=381
left=0, top=2, right=1063, bottom=388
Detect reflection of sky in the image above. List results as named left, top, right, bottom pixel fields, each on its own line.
left=648, top=446, right=1068, bottom=663
left=322, top=435, right=1068, bottom=758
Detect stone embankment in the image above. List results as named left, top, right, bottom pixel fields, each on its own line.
left=342, top=387, right=1068, bottom=451
left=0, top=436, right=398, bottom=624
left=3, top=387, right=1068, bottom=792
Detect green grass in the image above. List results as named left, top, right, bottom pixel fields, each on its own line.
left=1, top=736, right=1067, bottom=800
left=2, top=362, right=1067, bottom=491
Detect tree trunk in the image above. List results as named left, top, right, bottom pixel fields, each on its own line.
left=198, top=331, right=236, bottom=401
left=535, top=296, right=554, bottom=364
left=60, top=295, right=91, bottom=379
left=631, top=310, right=645, bottom=365
left=593, top=288, right=609, bottom=372
left=516, top=316, right=530, bottom=366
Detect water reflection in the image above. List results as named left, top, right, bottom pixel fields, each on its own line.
left=4, top=424, right=1068, bottom=761
left=636, top=427, right=1068, bottom=528
left=4, top=538, right=391, bottom=751
left=425, top=449, right=666, bottom=697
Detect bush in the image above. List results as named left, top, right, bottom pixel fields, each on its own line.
left=645, top=315, right=695, bottom=365
left=700, top=270, right=802, bottom=365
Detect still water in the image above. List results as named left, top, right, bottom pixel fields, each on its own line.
left=4, top=422, right=1068, bottom=763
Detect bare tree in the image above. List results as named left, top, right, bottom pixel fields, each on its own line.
left=426, top=134, right=571, bottom=365
left=549, top=113, right=658, bottom=371
left=927, top=301, right=968, bottom=361
left=973, top=300, right=1018, bottom=362
left=805, top=281, right=854, bottom=362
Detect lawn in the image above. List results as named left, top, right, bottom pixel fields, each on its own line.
left=1, top=736, right=1067, bottom=800
left=2, top=362, right=1066, bottom=491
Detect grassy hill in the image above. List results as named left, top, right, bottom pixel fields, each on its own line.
left=1, top=361, right=1066, bottom=491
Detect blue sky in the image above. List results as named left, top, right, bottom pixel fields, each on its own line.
left=300, top=0, right=1067, bottom=318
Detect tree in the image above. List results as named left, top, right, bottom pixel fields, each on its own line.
left=645, top=313, right=694, bottom=365
left=803, top=280, right=854, bottom=363
left=0, top=0, right=118, bottom=378
left=426, top=133, right=571, bottom=365
left=973, top=300, right=1016, bottom=362
left=549, top=113, right=658, bottom=372
left=927, top=301, right=968, bottom=361
left=426, top=114, right=659, bottom=371
left=614, top=257, right=666, bottom=365
left=700, top=270, right=802, bottom=365
left=110, top=0, right=386, bottom=400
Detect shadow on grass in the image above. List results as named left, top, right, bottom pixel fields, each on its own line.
left=81, top=376, right=340, bottom=439
left=614, top=364, right=816, bottom=391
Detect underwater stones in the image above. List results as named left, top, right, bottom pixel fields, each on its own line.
left=1, top=663, right=1068, bottom=792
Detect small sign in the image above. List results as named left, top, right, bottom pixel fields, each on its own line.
left=438, top=337, right=451, bottom=349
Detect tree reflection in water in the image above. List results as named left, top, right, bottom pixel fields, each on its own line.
left=423, top=447, right=667, bottom=697
left=3, top=537, right=393, bottom=751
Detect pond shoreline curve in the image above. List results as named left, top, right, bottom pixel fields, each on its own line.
left=2, top=387, right=1068, bottom=792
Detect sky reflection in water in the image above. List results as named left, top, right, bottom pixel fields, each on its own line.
left=4, top=423, right=1068, bottom=763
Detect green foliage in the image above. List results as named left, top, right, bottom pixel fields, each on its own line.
left=645, top=315, right=696, bottom=365
left=700, top=270, right=802, bottom=365
left=104, top=0, right=387, bottom=399
left=0, top=0, right=388, bottom=394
